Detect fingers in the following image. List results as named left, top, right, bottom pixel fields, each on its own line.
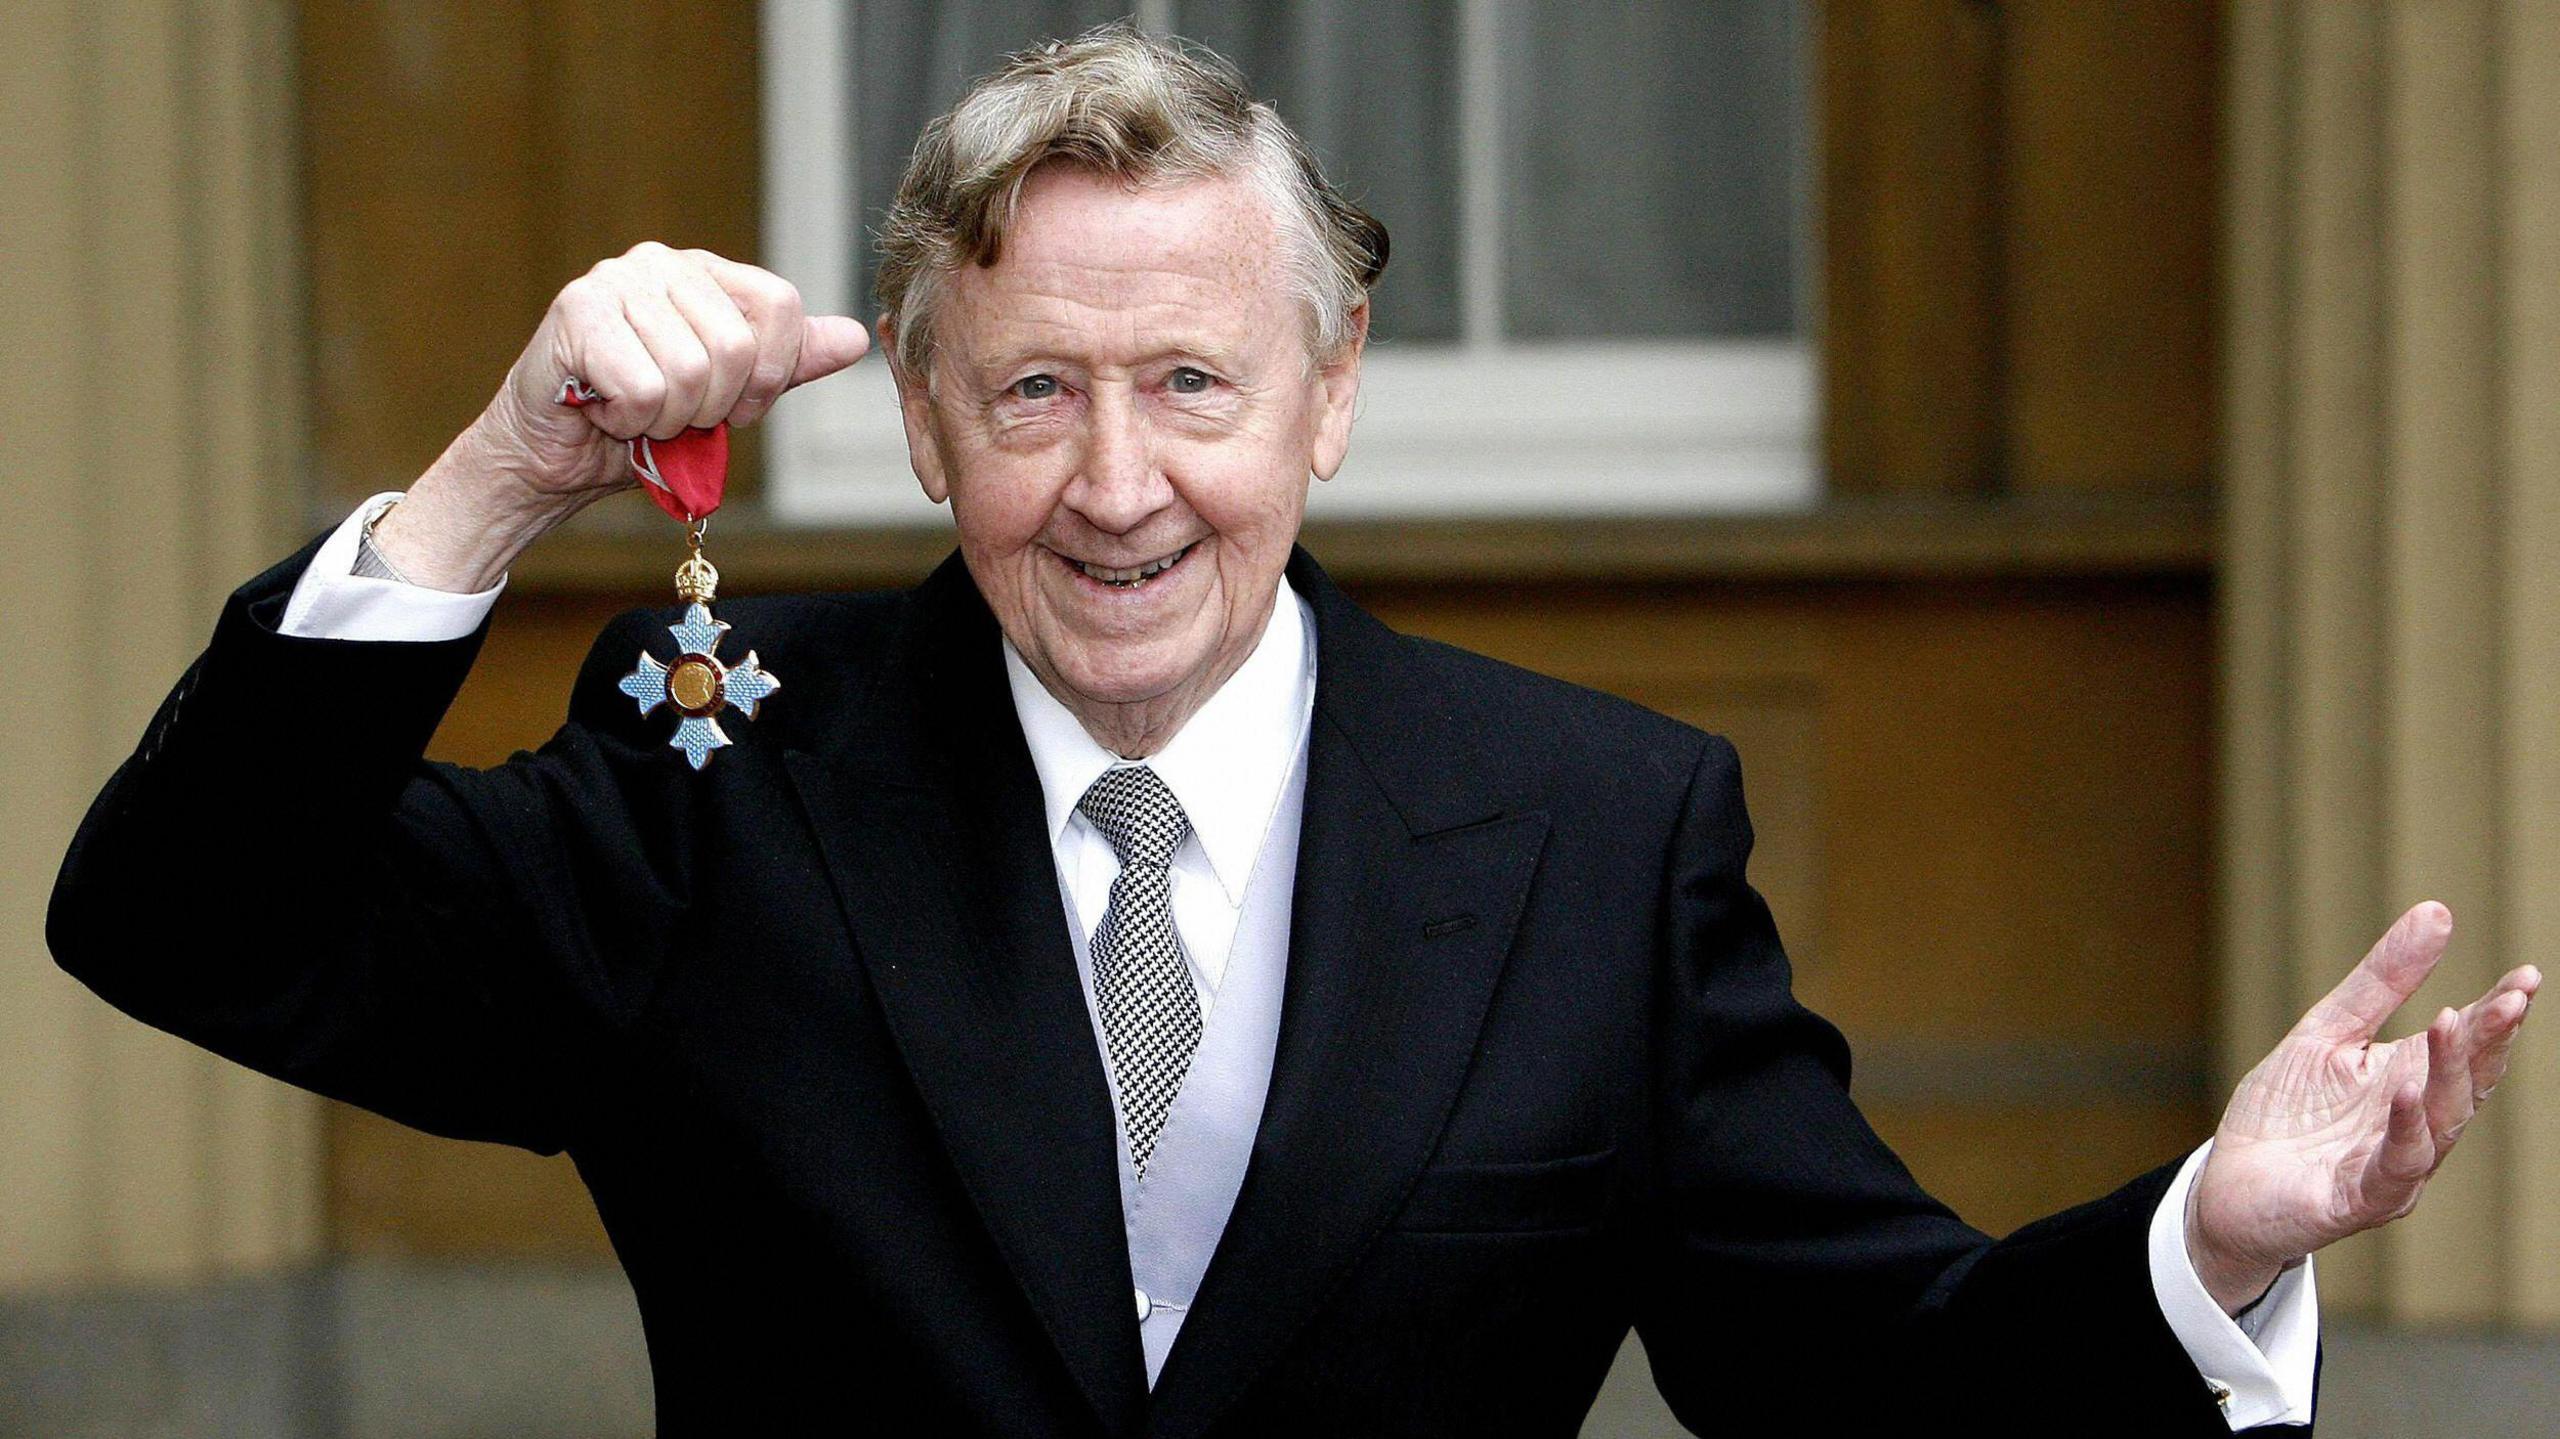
left=621, top=288, right=715, bottom=441
left=2321, top=1035, right=2434, bottom=1235
left=550, top=278, right=664, bottom=444
left=2422, top=1006, right=2471, bottom=1149
left=545, top=244, right=861, bottom=445
left=664, top=263, right=759, bottom=431
left=693, top=250, right=809, bottom=426
left=2372, top=1074, right=2435, bottom=1205
left=2460, top=967, right=2538, bottom=1106
left=2300, top=901, right=2454, bottom=1043
left=2404, top=961, right=2540, bottom=1166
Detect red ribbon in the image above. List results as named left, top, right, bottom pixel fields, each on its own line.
left=556, top=376, right=727, bottom=524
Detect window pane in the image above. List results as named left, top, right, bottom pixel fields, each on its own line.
left=1501, top=0, right=1805, bottom=339
left=1179, top=1, right=1464, bottom=343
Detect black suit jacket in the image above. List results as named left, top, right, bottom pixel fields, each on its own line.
left=50, top=535, right=2314, bottom=1436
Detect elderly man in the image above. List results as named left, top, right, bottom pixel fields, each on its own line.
left=49, top=25, right=2535, bottom=1437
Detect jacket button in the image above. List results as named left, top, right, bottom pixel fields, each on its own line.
left=1135, top=1287, right=1153, bottom=1322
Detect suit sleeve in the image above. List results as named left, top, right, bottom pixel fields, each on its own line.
left=1631, top=734, right=2315, bottom=1435
left=46, top=531, right=684, bottom=1158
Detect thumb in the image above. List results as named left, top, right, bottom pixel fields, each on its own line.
left=789, top=314, right=871, bottom=389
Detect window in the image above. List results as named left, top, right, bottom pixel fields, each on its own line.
left=761, top=0, right=1816, bottom=524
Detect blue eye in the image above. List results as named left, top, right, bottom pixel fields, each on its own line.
left=1011, top=374, right=1059, bottom=400
left=1168, top=367, right=1211, bottom=394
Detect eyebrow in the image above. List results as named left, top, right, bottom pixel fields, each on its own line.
left=963, top=335, right=1254, bottom=377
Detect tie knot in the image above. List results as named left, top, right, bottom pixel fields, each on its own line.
left=1077, top=764, right=1190, bottom=868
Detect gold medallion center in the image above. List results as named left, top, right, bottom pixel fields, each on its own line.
left=669, top=657, right=722, bottom=713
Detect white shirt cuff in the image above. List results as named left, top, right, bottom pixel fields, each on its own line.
left=277, top=492, right=506, bottom=641
left=2148, top=1137, right=2319, bottom=1428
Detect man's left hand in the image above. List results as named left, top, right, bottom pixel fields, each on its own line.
left=2187, top=901, right=2539, bottom=1314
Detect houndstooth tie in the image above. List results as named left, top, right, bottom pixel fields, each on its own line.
left=1077, top=764, right=1203, bottom=1180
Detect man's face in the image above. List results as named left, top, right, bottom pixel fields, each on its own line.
left=893, top=164, right=1362, bottom=743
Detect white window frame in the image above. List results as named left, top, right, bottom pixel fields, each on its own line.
left=758, top=0, right=1818, bottom=527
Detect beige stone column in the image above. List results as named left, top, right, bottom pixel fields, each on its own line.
left=2224, top=0, right=2560, bottom=1324
left=0, top=0, right=321, bottom=1290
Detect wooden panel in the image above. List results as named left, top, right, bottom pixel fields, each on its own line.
left=1821, top=0, right=2005, bottom=495
left=1822, top=1, right=2220, bottom=497
left=1862, top=1101, right=2206, bottom=1238
left=297, top=1, right=765, bottom=516
left=2001, top=1, right=2219, bottom=492
left=521, top=0, right=762, bottom=285
left=299, top=2, right=547, bottom=505
left=1812, top=581, right=2214, bottom=1045
left=331, top=1107, right=606, bottom=1259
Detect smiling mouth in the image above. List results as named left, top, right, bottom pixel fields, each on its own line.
left=1066, top=542, right=1195, bottom=588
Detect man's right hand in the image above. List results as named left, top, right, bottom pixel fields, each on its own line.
left=370, top=243, right=871, bottom=593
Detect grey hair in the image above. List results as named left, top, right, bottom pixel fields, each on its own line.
left=873, top=21, right=1389, bottom=382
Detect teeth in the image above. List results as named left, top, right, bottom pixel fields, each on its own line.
left=1075, top=544, right=1190, bottom=586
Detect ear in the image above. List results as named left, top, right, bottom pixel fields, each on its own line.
left=1310, top=301, right=1368, bottom=482
left=879, top=317, right=951, bottom=504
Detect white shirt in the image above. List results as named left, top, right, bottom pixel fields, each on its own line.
left=1002, top=571, right=1316, bottom=1014
left=283, top=492, right=2320, bottom=1427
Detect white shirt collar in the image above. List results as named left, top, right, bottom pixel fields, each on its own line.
left=1002, top=576, right=1314, bottom=907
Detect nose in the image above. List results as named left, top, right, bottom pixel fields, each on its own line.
left=1063, top=382, right=1172, bottom=535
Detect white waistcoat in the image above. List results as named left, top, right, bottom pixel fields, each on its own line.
left=1057, top=728, right=1308, bottom=1388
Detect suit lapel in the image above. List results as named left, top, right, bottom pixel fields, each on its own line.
left=1144, top=548, right=1550, bottom=1439
left=781, top=554, right=1147, bottom=1437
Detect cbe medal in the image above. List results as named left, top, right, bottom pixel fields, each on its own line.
left=558, top=377, right=781, bottom=771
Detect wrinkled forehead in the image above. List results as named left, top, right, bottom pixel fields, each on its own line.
left=937, top=165, right=1302, bottom=370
